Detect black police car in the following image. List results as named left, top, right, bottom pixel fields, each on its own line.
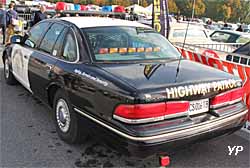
left=2, top=17, right=248, bottom=158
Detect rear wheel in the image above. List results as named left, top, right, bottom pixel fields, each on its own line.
left=3, top=56, right=17, bottom=85
left=53, top=89, right=86, bottom=144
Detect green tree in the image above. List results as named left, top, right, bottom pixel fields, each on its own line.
left=231, top=0, right=242, bottom=22
left=122, top=0, right=131, bottom=7
left=240, top=0, right=250, bottom=23
left=175, top=0, right=205, bottom=17
left=216, top=2, right=232, bottom=22
left=110, top=0, right=130, bottom=6
left=73, top=0, right=80, bottom=3
left=47, top=0, right=55, bottom=3
left=204, top=0, right=218, bottom=20
left=175, top=0, right=190, bottom=16
left=168, top=0, right=178, bottom=14
left=194, top=0, right=205, bottom=16
left=86, top=0, right=95, bottom=4
left=79, top=0, right=87, bottom=5
left=142, top=0, right=148, bottom=7
left=93, top=0, right=109, bottom=6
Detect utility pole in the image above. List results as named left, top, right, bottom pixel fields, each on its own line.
left=191, top=0, right=196, bottom=21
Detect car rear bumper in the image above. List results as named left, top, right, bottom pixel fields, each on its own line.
left=75, top=108, right=248, bottom=158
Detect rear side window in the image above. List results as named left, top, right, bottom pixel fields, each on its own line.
left=62, top=30, right=78, bottom=62
left=39, top=23, right=65, bottom=54
left=24, top=22, right=50, bottom=48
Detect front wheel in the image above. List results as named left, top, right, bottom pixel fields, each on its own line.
left=3, top=56, right=17, bottom=85
left=53, top=89, right=86, bottom=144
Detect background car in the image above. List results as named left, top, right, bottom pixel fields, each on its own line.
left=168, top=23, right=212, bottom=44
left=210, top=30, right=250, bottom=43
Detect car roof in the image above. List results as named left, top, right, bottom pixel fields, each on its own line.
left=59, top=17, right=151, bottom=29
left=170, top=23, right=205, bottom=30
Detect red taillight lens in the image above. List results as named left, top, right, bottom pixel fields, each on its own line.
left=211, top=87, right=244, bottom=108
left=114, top=103, right=166, bottom=119
left=231, top=87, right=244, bottom=100
left=166, top=101, right=190, bottom=115
left=113, top=101, right=189, bottom=124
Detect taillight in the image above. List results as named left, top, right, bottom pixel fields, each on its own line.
left=113, top=101, right=189, bottom=124
left=210, top=87, right=244, bottom=108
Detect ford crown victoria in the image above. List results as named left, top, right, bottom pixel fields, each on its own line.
left=2, top=17, right=248, bottom=158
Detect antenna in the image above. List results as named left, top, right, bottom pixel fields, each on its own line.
left=175, top=0, right=196, bottom=83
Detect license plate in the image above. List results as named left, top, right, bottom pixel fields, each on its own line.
left=189, top=99, right=209, bottom=115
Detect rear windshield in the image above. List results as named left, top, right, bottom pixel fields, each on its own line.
left=82, top=27, right=180, bottom=62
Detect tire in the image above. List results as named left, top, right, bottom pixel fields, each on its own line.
left=3, top=56, right=17, bottom=85
left=53, top=89, right=85, bottom=144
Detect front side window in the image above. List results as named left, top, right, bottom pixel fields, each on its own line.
left=24, top=22, right=50, bottom=48
left=82, top=27, right=180, bottom=62
left=39, top=23, right=65, bottom=54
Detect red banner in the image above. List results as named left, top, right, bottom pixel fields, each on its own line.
left=177, top=47, right=250, bottom=121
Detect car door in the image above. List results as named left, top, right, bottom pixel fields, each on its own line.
left=11, top=22, right=50, bottom=92
left=28, top=23, right=67, bottom=100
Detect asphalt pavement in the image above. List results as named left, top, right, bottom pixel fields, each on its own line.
left=0, top=45, right=250, bottom=168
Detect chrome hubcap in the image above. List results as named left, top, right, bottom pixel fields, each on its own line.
left=4, top=58, right=9, bottom=79
left=56, top=99, right=71, bottom=133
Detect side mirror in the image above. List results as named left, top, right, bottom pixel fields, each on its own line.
left=10, top=35, right=23, bottom=44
